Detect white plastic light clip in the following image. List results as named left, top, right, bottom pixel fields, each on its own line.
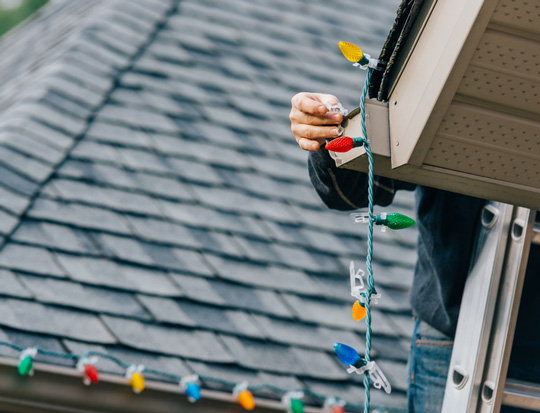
left=325, top=101, right=349, bottom=117
left=349, top=260, right=365, bottom=299
left=281, top=390, right=304, bottom=411
left=350, top=212, right=389, bottom=232
left=352, top=53, right=380, bottom=70
left=350, top=261, right=381, bottom=305
left=233, top=381, right=248, bottom=396
left=180, top=374, right=200, bottom=388
left=347, top=361, right=391, bottom=394
left=126, top=364, right=145, bottom=379
left=324, top=396, right=346, bottom=408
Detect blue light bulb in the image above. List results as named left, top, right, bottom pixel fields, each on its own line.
left=186, top=382, right=201, bottom=403
left=333, top=343, right=361, bottom=365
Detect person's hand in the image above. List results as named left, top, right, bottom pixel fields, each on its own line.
left=289, top=92, right=343, bottom=151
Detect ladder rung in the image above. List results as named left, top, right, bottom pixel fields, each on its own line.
left=533, top=223, right=540, bottom=245
left=503, top=379, right=540, bottom=410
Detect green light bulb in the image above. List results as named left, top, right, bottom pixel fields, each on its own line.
left=375, top=213, right=415, bottom=230
left=291, top=398, right=304, bottom=413
left=18, top=356, right=33, bottom=376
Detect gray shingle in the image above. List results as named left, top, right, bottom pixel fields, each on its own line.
left=152, top=135, right=251, bottom=170
left=50, top=179, right=163, bottom=216
left=0, top=244, right=65, bottom=277
left=136, top=295, right=196, bottom=326
left=58, top=160, right=134, bottom=187
left=133, top=172, right=194, bottom=201
left=159, top=201, right=270, bottom=239
left=0, top=270, right=32, bottom=298
left=95, top=104, right=179, bottom=134
left=12, top=103, right=87, bottom=136
left=138, top=295, right=263, bottom=338
left=188, top=228, right=244, bottom=257
left=205, top=255, right=319, bottom=294
left=56, top=254, right=182, bottom=296
left=0, top=132, right=66, bottom=165
left=371, top=336, right=409, bottom=363
left=170, top=274, right=294, bottom=318
left=385, top=313, right=415, bottom=340
left=28, top=199, right=132, bottom=234
left=75, top=39, right=131, bottom=69
left=0, top=185, right=30, bottom=215
left=166, top=157, right=224, bottom=186
left=0, top=298, right=115, bottom=343
left=233, top=236, right=343, bottom=273
left=190, top=186, right=298, bottom=224
left=19, top=275, right=150, bottom=320
left=40, top=75, right=105, bottom=108
left=127, top=216, right=201, bottom=249
left=101, top=315, right=233, bottom=362
left=291, top=346, right=347, bottom=380
left=95, top=233, right=213, bottom=275
left=220, top=335, right=302, bottom=376
left=71, top=140, right=120, bottom=163
left=0, top=164, right=39, bottom=196
left=0, top=209, right=18, bottom=235
left=377, top=359, right=409, bottom=392
left=116, top=147, right=172, bottom=174
left=87, top=121, right=155, bottom=148
left=20, top=120, right=74, bottom=150
left=12, top=221, right=99, bottom=254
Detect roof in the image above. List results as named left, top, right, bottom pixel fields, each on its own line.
left=0, top=0, right=417, bottom=411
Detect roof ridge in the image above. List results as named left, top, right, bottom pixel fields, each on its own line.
left=0, top=0, right=178, bottom=248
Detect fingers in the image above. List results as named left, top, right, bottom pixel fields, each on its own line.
left=290, top=92, right=344, bottom=152
left=291, top=123, right=341, bottom=152
left=297, top=137, right=326, bottom=151
left=289, top=107, right=342, bottom=126
left=291, top=92, right=339, bottom=116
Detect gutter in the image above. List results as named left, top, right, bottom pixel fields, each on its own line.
left=0, top=357, right=326, bottom=413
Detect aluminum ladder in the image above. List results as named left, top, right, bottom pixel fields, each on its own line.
left=441, top=202, right=539, bottom=412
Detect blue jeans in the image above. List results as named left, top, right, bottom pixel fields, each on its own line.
left=408, top=319, right=453, bottom=412
left=408, top=319, right=539, bottom=412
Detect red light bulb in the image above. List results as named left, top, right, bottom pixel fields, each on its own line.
left=332, top=405, right=346, bottom=413
left=84, top=364, right=99, bottom=385
left=326, top=137, right=354, bottom=152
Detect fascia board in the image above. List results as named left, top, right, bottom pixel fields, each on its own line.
left=388, top=0, right=500, bottom=168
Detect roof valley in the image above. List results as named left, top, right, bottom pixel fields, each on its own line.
left=0, top=0, right=181, bottom=251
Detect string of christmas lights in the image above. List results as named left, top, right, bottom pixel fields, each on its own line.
left=326, top=42, right=416, bottom=413
left=0, top=339, right=408, bottom=412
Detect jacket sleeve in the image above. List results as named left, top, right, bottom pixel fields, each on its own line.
left=308, top=148, right=416, bottom=211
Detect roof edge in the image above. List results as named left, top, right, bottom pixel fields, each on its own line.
left=0, top=357, right=325, bottom=413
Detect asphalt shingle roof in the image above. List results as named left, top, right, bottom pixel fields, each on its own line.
left=0, top=0, right=417, bottom=410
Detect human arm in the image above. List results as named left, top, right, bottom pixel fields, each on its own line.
left=290, top=92, right=416, bottom=210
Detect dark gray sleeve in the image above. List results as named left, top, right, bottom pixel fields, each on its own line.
left=307, top=149, right=416, bottom=211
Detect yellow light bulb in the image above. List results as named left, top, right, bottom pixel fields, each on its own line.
left=339, top=41, right=364, bottom=63
left=352, top=301, right=367, bottom=321
left=237, top=389, right=255, bottom=410
left=130, top=372, right=145, bottom=393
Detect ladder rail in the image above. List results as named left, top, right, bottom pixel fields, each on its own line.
left=442, top=202, right=514, bottom=413
left=478, top=207, right=535, bottom=413
left=442, top=205, right=538, bottom=412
